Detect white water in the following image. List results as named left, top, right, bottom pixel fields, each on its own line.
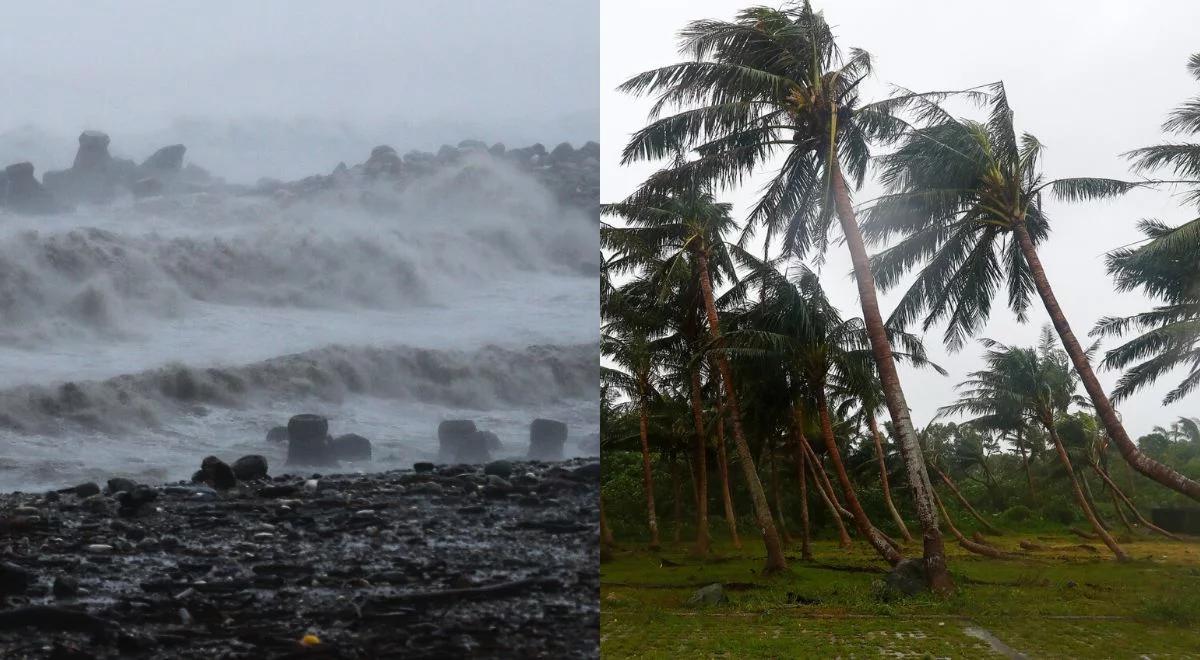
left=0, top=156, right=598, bottom=491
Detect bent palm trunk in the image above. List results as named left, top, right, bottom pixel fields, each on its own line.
left=931, top=465, right=1002, bottom=536
left=1014, top=222, right=1200, bottom=501
left=1092, top=463, right=1182, bottom=541
left=1043, top=418, right=1129, bottom=561
left=869, top=416, right=914, bottom=543
left=801, top=437, right=853, bottom=548
left=816, top=389, right=903, bottom=565
left=714, top=396, right=742, bottom=549
left=1015, top=431, right=1036, bottom=501
left=790, top=408, right=814, bottom=559
left=932, top=490, right=1006, bottom=559
left=696, top=249, right=786, bottom=573
left=831, top=165, right=951, bottom=592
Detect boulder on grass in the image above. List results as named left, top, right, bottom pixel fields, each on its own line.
left=882, top=558, right=928, bottom=599
left=686, top=583, right=728, bottom=606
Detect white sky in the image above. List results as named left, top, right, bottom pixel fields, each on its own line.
left=601, top=0, right=1200, bottom=438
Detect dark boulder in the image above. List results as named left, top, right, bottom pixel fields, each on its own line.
left=196, top=456, right=237, bottom=490
left=453, top=431, right=493, bottom=464
left=73, top=482, right=101, bottom=498
left=364, top=145, right=403, bottom=178
left=266, top=426, right=289, bottom=443
left=0, top=562, right=33, bottom=599
left=43, top=130, right=135, bottom=204
left=883, top=558, right=928, bottom=599
left=483, top=460, right=513, bottom=479
left=286, top=414, right=336, bottom=466
left=232, top=455, right=269, bottom=481
left=331, top=433, right=372, bottom=461
left=528, top=419, right=567, bottom=461
left=550, top=142, right=575, bottom=162
left=437, top=420, right=477, bottom=462
left=116, top=484, right=158, bottom=516
left=51, top=575, right=79, bottom=599
left=139, top=144, right=186, bottom=173
left=4, top=162, right=62, bottom=214
left=476, top=430, right=502, bottom=452
left=413, top=462, right=436, bottom=474
left=105, top=478, right=137, bottom=495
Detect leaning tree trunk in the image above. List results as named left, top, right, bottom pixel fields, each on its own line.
left=1091, top=463, right=1182, bottom=541
left=638, top=404, right=661, bottom=550
left=930, top=465, right=1002, bottom=536
left=769, top=438, right=792, bottom=545
left=869, top=416, right=914, bottom=543
left=932, top=490, right=1007, bottom=559
left=1014, top=221, right=1200, bottom=501
left=688, top=367, right=711, bottom=556
left=1015, top=430, right=1037, bottom=501
left=695, top=249, right=787, bottom=573
left=815, top=388, right=903, bottom=565
left=800, top=433, right=854, bottom=548
left=714, top=392, right=742, bottom=549
left=790, top=408, right=814, bottom=559
left=1041, top=417, right=1129, bottom=561
left=831, top=164, right=951, bottom=592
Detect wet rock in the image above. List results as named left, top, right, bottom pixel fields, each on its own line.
left=106, top=478, right=137, bottom=495
left=572, top=462, right=600, bottom=481
left=883, top=558, right=928, bottom=598
left=85, top=544, right=114, bottom=554
left=413, top=462, right=436, bottom=474
left=196, top=456, right=237, bottom=490
left=454, top=431, right=493, bottom=464
left=232, top=455, right=269, bottom=481
left=331, top=433, right=372, bottom=462
left=0, top=562, right=33, bottom=597
left=484, top=460, right=514, bottom=479
left=364, top=145, right=403, bottom=178
left=437, top=420, right=477, bottom=462
left=528, top=419, right=567, bottom=461
left=686, top=583, right=728, bottom=606
left=266, top=425, right=289, bottom=443
left=3, top=162, right=62, bottom=213
left=286, top=414, right=335, bottom=466
left=42, top=130, right=135, bottom=204
left=51, top=575, right=79, bottom=599
left=139, top=144, right=186, bottom=173
left=74, top=482, right=101, bottom=498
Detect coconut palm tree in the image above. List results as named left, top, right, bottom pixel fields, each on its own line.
left=725, top=259, right=944, bottom=565
left=941, top=328, right=1129, bottom=561
left=617, top=1, right=964, bottom=592
left=862, top=85, right=1200, bottom=501
left=603, top=183, right=788, bottom=572
left=601, top=322, right=666, bottom=549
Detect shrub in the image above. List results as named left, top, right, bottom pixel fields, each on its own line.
left=1042, top=501, right=1076, bottom=525
left=1000, top=504, right=1034, bottom=524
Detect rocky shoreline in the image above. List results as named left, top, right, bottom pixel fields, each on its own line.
left=0, top=457, right=600, bottom=658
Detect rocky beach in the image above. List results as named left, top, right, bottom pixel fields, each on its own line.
left=0, top=453, right=600, bottom=658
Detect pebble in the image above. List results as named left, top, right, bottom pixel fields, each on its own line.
left=86, top=544, right=114, bottom=554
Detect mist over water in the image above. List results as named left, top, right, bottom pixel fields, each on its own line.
left=0, top=154, right=599, bottom=492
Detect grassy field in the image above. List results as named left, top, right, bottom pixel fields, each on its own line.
left=601, top=532, right=1200, bottom=658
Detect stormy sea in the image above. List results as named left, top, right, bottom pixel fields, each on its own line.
left=0, top=134, right=600, bottom=492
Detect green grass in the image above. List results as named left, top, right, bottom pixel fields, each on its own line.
left=601, top=532, right=1200, bottom=658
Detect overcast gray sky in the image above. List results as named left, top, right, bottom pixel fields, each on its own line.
left=602, top=0, right=1200, bottom=438
left=0, top=0, right=598, bottom=180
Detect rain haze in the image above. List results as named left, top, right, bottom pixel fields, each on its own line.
left=0, top=0, right=600, bottom=491
left=601, top=0, right=1199, bottom=439
left=1, top=0, right=599, bottom=181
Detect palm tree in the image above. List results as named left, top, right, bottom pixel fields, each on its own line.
left=1093, top=217, right=1199, bottom=404
left=942, top=328, right=1129, bottom=561
left=863, top=84, right=1200, bottom=501
left=618, top=2, right=961, bottom=592
left=727, top=260, right=943, bottom=565
left=603, top=183, right=788, bottom=572
left=601, top=323, right=665, bottom=549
